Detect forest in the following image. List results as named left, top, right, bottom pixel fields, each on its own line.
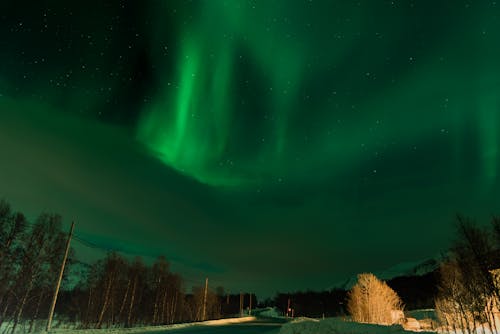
left=2, top=198, right=500, bottom=333
left=0, top=200, right=255, bottom=333
left=272, top=215, right=500, bottom=333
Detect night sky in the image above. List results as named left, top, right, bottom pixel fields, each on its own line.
left=1, top=0, right=499, bottom=297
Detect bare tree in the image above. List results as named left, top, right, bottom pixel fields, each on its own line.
left=347, top=273, right=403, bottom=325
left=151, top=256, right=169, bottom=325
left=0, top=201, right=216, bottom=330
left=9, top=213, right=66, bottom=334
left=435, top=215, right=500, bottom=333
left=0, top=202, right=27, bottom=328
left=126, top=257, right=145, bottom=328
left=435, top=260, right=475, bottom=334
left=95, top=252, right=126, bottom=329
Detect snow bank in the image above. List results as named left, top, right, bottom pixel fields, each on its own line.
left=1, top=316, right=257, bottom=334
left=50, top=317, right=256, bottom=333
left=48, top=322, right=198, bottom=334
left=279, top=317, right=436, bottom=334
left=201, top=316, right=256, bottom=326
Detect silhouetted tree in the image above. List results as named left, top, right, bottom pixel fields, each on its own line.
left=0, top=201, right=27, bottom=328
left=0, top=201, right=230, bottom=330
left=435, top=215, right=500, bottom=333
left=9, top=213, right=67, bottom=334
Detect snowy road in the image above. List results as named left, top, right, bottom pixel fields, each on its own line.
left=140, top=319, right=283, bottom=334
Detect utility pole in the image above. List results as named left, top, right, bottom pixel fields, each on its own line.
left=239, top=292, right=243, bottom=317
left=249, top=293, right=252, bottom=315
left=47, top=221, right=74, bottom=332
left=202, top=277, right=208, bottom=321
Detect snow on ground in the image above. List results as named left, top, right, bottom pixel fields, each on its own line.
left=279, top=317, right=436, bottom=334
left=0, top=316, right=257, bottom=334
left=200, top=316, right=257, bottom=326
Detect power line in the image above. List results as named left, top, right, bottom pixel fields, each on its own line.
left=21, top=220, right=231, bottom=289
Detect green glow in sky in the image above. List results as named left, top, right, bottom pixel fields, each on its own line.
left=138, top=1, right=499, bottom=190
left=138, top=1, right=307, bottom=186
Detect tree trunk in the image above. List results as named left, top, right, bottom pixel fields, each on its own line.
left=0, top=293, right=4, bottom=314
left=172, top=291, right=178, bottom=324
left=0, top=293, right=13, bottom=329
left=110, top=292, right=114, bottom=326
left=96, top=274, right=114, bottom=329
left=118, top=279, right=131, bottom=324
left=152, top=281, right=160, bottom=325
left=161, top=288, right=168, bottom=324
left=10, top=278, right=33, bottom=334
left=28, top=290, right=44, bottom=333
left=487, top=300, right=498, bottom=334
left=84, top=287, right=92, bottom=328
left=458, top=302, right=471, bottom=334
left=127, top=276, right=137, bottom=327
left=0, top=270, right=14, bottom=312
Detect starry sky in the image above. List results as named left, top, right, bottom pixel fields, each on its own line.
left=0, top=0, right=499, bottom=297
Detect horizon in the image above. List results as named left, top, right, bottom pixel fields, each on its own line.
left=1, top=0, right=500, bottom=299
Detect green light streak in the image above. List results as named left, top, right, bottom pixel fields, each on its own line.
left=138, top=1, right=308, bottom=186
left=137, top=1, right=499, bottom=190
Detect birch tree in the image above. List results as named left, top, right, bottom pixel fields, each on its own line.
left=347, top=273, right=403, bottom=325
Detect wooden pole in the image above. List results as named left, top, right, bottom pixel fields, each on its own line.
left=249, top=293, right=252, bottom=315
left=239, top=292, right=243, bottom=317
left=202, top=277, right=208, bottom=321
left=46, top=221, right=74, bottom=332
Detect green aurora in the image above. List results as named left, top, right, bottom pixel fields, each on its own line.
left=0, top=0, right=499, bottom=296
left=137, top=1, right=499, bottom=189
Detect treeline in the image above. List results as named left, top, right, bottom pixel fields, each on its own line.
left=435, top=215, right=500, bottom=333
left=338, top=215, right=500, bottom=332
left=271, top=289, right=348, bottom=318
left=60, top=253, right=223, bottom=329
left=270, top=273, right=438, bottom=319
left=0, top=200, right=247, bottom=332
left=0, top=200, right=68, bottom=334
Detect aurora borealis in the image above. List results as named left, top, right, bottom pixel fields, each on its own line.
left=0, top=0, right=499, bottom=296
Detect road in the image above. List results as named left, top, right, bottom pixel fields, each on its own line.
left=143, top=319, right=284, bottom=334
